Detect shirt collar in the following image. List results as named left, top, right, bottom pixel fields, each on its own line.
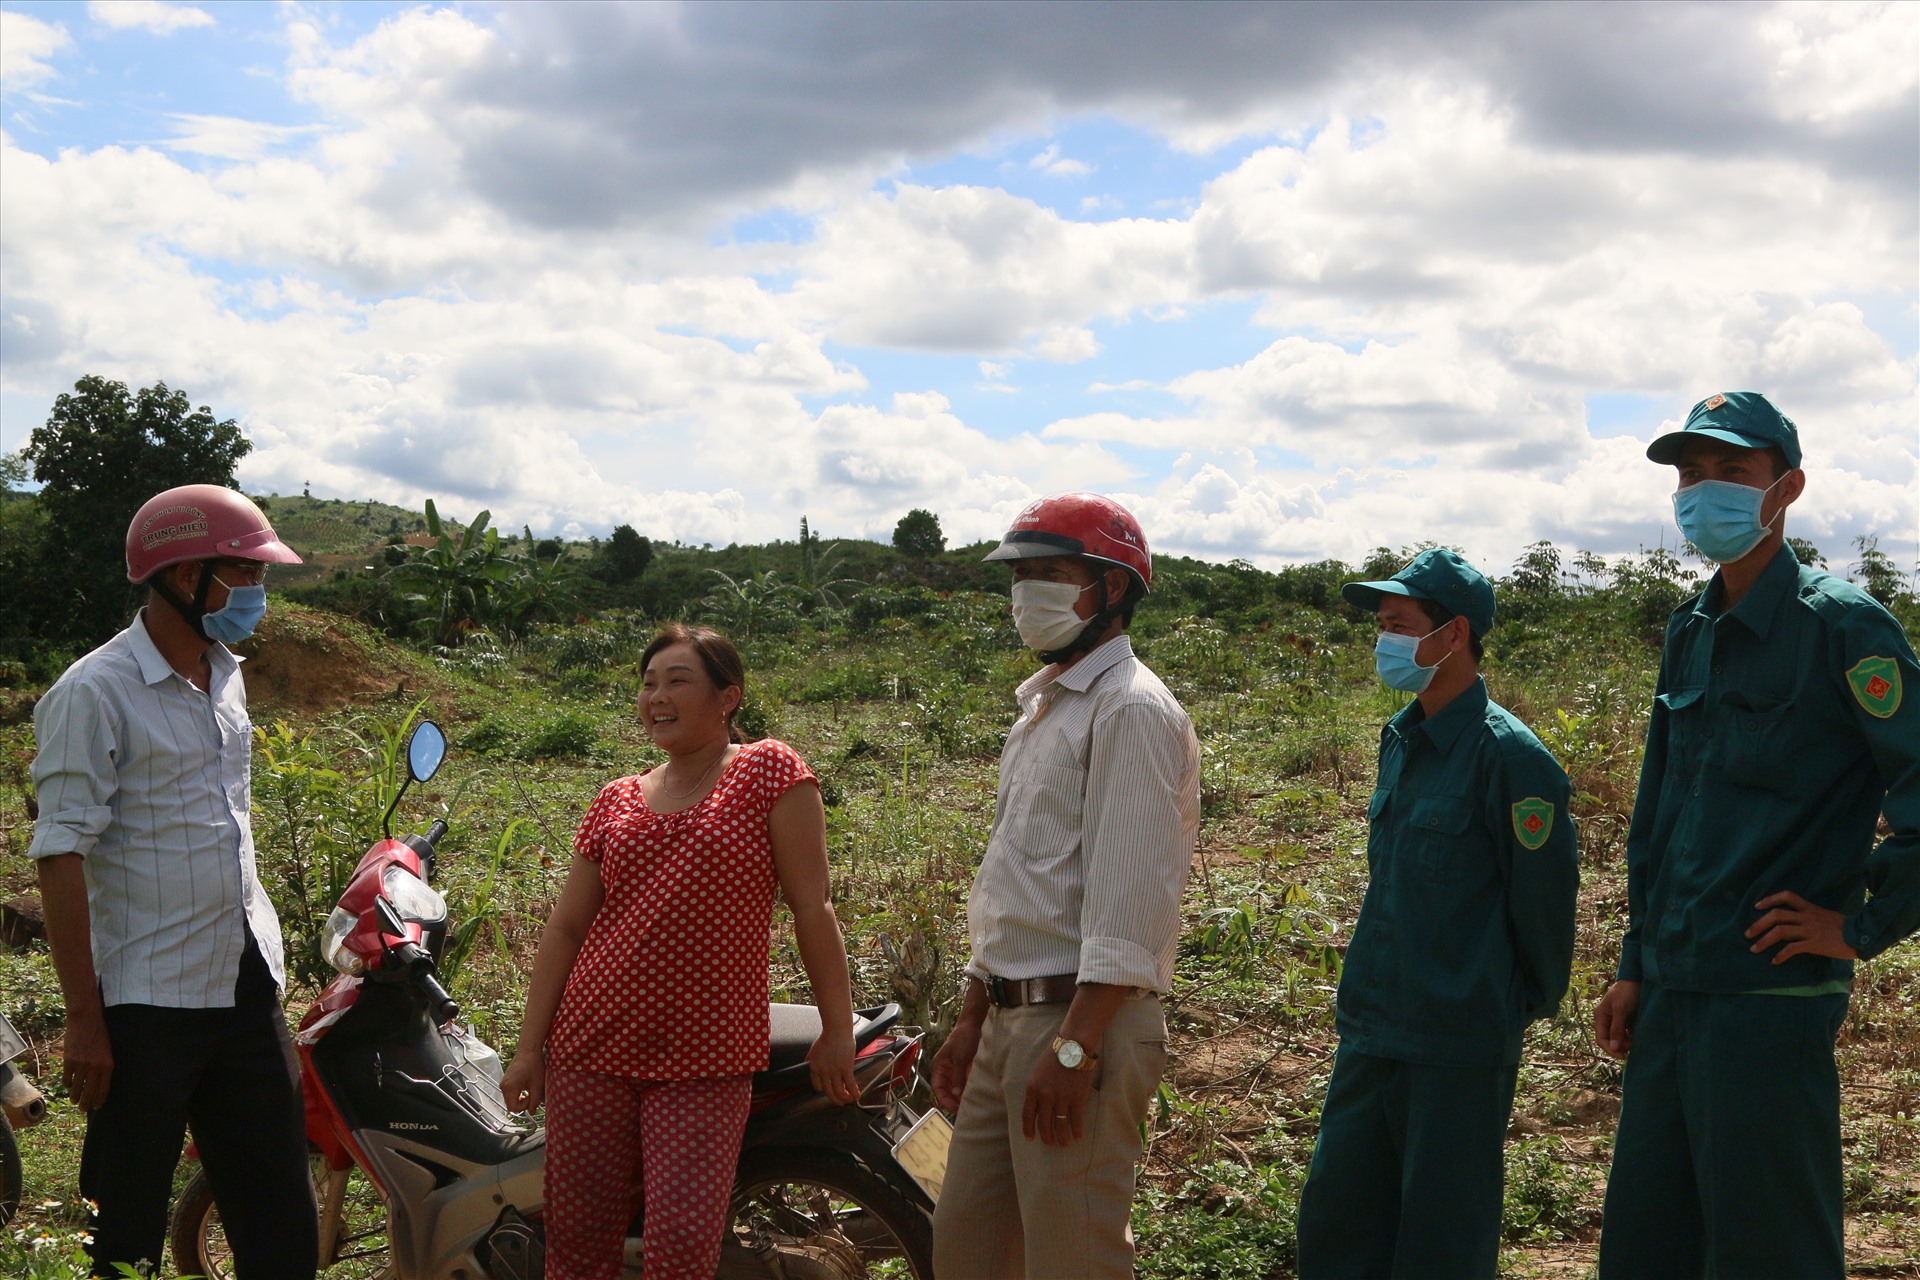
left=129, top=609, right=241, bottom=687
left=1052, top=633, right=1134, bottom=693
left=1012, top=633, right=1134, bottom=711
left=1699, top=542, right=1798, bottom=641
left=1389, top=675, right=1488, bottom=754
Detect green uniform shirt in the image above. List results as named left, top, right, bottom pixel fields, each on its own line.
left=1336, top=677, right=1579, bottom=1067
left=1618, top=544, right=1920, bottom=991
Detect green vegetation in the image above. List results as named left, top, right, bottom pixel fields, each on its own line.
left=1, top=470, right=1916, bottom=1274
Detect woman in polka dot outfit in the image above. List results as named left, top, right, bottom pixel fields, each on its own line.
left=499, top=623, right=859, bottom=1279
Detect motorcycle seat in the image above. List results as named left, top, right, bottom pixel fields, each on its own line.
left=762, top=1003, right=900, bottom=1076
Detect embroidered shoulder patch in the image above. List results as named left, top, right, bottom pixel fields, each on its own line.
left=1847, top=656, right=1902, bottom=719
left=1512, top=798, right=1554, bottom=851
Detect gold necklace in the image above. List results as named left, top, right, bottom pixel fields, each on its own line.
left=659, top=746, right=729, bottom=801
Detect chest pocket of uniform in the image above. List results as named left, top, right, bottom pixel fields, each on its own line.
left=1709, top=692, right=1799, bottom=793
left=1366, top=788, right=1389, bottom=821
left=1656, top=687, right=1706, bottom=775
left=1405, top=793, right=1474, bottom=878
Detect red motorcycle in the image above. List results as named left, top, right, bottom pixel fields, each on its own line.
left=170, top=720, right=947, bottom=1278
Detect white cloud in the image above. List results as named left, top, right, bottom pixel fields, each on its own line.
left=0, top=1, right=1911, bottom=572
left=164, top=114, right=324, bottom=161
left=1029, top=143, right=1092, bottom=177
left=787, top=183, right=1188, bottom=350
left=1759, top=1, right=1919, bottom=123
left=1031, top=325, right=1101, bottom=364
left=88, top=1, right=215, bottom=35
left=0, top=12, right=71, bottom=89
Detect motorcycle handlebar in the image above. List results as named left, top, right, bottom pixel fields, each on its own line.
left=418, top=969, right=461, bottom=1028
left=402, top=819, right=450, bottom=878
left=386, top=939, right=461, bottom=1027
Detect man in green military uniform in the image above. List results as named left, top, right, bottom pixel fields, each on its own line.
left=1297, top=549, right=1579, bottom=1278
left=1594, top=391, right=1920, bottom=1278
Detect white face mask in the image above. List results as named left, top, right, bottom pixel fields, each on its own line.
left=1010, top=579, right=1094, bottom=652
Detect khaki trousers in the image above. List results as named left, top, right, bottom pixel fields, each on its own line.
left=932, top=994, right=1168, bottom=1280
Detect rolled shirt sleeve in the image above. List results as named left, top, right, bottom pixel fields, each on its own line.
left=28, top=676, right=119, bottom=860
left=1077, top=698, right=1201, bottom=991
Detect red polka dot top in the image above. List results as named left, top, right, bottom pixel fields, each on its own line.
left=546, top=738, right=818, bottom=1080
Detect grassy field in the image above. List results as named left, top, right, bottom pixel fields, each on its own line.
left=2, top=545, right=1916, bottom=1277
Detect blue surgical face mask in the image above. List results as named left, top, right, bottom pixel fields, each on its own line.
left=1374, top=623, right=1447, bottom=694
left=1672, top=475, right=1785, bottom=565
left=201, top=577, right=268, bottom=643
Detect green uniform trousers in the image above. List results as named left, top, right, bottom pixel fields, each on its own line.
left=1600, top=984, right=1848, bottom=1279
left=1296, top=1044, right=1519, bottom=1279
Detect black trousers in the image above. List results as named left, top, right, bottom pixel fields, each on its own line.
left=81, top=937, right=318, bottom=1277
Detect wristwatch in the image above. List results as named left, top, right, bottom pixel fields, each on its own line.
left=1051, top=1036, right=1099, bottom=1071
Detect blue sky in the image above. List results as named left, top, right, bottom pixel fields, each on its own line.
left=3, top=1, right=1915, bottom=573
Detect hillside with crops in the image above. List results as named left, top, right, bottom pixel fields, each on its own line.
left=2, top=504, right=1916, bottom=1277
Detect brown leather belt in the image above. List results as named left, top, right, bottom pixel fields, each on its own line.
left=983, top=972, right=1079, bottom=1008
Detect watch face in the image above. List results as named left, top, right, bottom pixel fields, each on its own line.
left=1055, top=1038, right=1085, bottom=1069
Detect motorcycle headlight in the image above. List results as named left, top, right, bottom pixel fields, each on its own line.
left=321, top=906, right=366, bottom=976
left=382, top=865, right=448, bottom=926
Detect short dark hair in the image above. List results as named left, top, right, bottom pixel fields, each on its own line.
left=641, top=622, right=750, bottom=743
left=1412, top=598, right=1484, bottom=663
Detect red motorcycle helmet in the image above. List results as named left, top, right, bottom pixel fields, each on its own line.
left=983, top=492, right=1152, bottom=593
left=126, top=484, right=303, bottom=584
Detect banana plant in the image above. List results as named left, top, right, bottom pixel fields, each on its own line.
left=388, top=499, right=516, bottom=646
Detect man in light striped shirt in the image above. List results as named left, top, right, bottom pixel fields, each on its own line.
left=931, top=493, right=1201, bottom=1280
left=29, top=485, right=317, bottom=1275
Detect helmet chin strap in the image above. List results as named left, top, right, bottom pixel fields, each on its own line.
left=149, top=562, right=218, bottom=640
left=1038, top=577, right=1123, bottom=665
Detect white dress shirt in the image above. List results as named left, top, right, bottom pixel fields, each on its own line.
left=28, top=611, right=285, bottom=1007
left=967, top=634, right=1201, bottom=993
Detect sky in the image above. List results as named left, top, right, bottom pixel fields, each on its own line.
left=1, top=0, right=1915, bottom=577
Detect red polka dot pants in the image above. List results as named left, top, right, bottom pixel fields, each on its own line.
left=545, top=1069, right=752, bottom=1280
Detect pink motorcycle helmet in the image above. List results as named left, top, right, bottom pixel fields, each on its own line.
left=125, top=483, right=303, bottom=584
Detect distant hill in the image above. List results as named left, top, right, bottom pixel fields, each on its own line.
left=249, top=493, right=446, bottom=583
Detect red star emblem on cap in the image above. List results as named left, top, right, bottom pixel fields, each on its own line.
left=1704, top=394, right=1727, bottom=410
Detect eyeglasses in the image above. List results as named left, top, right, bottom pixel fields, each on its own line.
left=210, top=561, right=269, bottom=587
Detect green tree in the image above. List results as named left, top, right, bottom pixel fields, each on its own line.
left=604, top=524, right=653, bottom=582
left=1850, top=534, right=1909, bottom=607
left=21, top=376, right=252, bottom=647
left=1509, top=541, right=1564, bottom=599
left=893, top=508, right=945, bottom=557
left=1787, top=536, right=1825, bottom=568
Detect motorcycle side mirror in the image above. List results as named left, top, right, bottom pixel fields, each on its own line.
left=407, top=721, right=447, bottom=783
left=384, top=719, right=449, bottom=840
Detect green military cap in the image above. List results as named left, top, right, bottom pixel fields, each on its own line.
left=1341, top=548, right=1496, bottom=637
left=1646, top=391, right=1802, bottom=469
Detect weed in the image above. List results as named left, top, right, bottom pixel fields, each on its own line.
left=1503, top=1135, right=1602, bottom=1243
left=1133, top=1159, right=1300, bottom=1279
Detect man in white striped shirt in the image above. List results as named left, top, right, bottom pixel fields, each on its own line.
left=932, top=493, right=1201, bottom=1280
left=29, top=485, right=317, bottom=1275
